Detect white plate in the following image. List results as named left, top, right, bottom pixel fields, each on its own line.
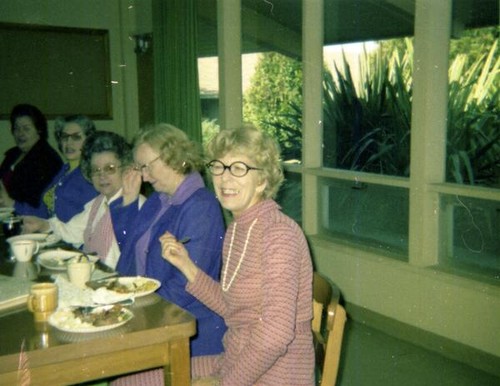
left=7, top=233, right=61, bottom=248
left=89, top=276, right=161, bottom=298
left=37, top=249, right=98, bottom=271
left=48, top=305, right=133, bottom=333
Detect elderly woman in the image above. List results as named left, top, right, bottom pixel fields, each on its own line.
left=0, top=104, right=63, bottom=216
left=39, top=115, right=99, bottom=221
left=110, top=123, right=226, bottom=384
left=23, top=131, right=142, bottom=269
left=160, top=124, right=315, bottom=386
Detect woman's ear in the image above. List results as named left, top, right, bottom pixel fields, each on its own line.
left=256, top=178, right=267, bottom=195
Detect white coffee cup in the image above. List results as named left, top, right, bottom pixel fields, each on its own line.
left=11, top=239, right=40, bottom=262
left=67, top=261, right=95, bottom=288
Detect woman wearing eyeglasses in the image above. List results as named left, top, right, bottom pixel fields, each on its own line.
left=109, top=123, right=226, bottom=385
left=160, top=124, right=315, bottom=386
left=37, top=115, right=99, bottom=221
left=23, top=131, right=143, bottom=269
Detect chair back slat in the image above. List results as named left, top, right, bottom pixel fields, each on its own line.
left=312, top=272, right=347, bottom=386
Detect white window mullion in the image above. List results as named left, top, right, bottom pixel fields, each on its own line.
left=409, top=0, right=452, bottom=266
left=302, top=0, right=323, bottom=235
left=217, top=0, right=242, bottom=130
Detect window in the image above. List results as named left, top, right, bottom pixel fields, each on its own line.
left=320, top=178, right=409, bottom=256
left=319, top=0, right=415, bottom=255
left=441, top=194, right=500, bottom=274
left=439, top=25, right=500, bottom=276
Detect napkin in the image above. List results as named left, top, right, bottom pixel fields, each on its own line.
left=54, top=275, right=134, bottom=308
left=54, top=276, right=94, bottom=308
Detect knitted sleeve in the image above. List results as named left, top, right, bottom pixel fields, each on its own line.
left=187, top=268, right=227, bottom=316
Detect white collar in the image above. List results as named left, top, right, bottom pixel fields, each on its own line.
left=104, top=188, right=123, bottom=205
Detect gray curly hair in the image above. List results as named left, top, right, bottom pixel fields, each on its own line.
left=54, top=115, right=96, bottom=153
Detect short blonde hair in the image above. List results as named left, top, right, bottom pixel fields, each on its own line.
left=206, top=124, right=284, bottom=199
left=133, top=123, right=204, bottom=174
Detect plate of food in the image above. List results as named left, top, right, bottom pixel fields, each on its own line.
left=87, top=276, right=160, bottom=298
left=37, top=250, right=98, bottom=271
left=48, top=304, right=133, bottom=333
left=7, top=233, right=61, bottom=248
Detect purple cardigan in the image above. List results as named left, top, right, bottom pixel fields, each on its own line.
left=112, top=173, right=227, bottom=357
left=38, top=164, right=98, bottom=221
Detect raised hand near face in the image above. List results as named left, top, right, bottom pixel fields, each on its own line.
left=121, top=168, right=142, bottom=206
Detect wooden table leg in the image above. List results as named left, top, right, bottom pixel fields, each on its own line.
left=164, top=338, right=190, bottom=386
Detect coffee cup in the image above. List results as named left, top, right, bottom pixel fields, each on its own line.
left=27, top=283, right=58, bottom=322
left=10, top=239, right=39, bottom=262
left=67, top=261, right=95, bottom=288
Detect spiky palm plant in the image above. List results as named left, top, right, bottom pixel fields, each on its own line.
left=253, top=34, right=498, bottom=186
left=447, top=40, right=499, bottom=185
left=322, top=42, right=413, bottom=176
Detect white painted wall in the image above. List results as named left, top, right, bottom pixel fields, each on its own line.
left=311, top=236, right=500, bottom=357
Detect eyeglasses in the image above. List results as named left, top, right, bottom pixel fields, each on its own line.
left=206, top=160, right=262, bottom=177
left=60, top=133, right=84, bottom=142
left=133, top=155, right=161, bottom=173
left=90, top=164, right=122, bottom=177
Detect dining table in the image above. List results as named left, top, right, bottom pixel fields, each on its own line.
left=0, top=228, right=196, bottom=386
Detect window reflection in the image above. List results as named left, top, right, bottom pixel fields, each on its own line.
left=320, top=178, right=409, bottom=256
left=442, top=194, right=500, bottom=276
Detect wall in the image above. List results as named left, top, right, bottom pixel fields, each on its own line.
left=0, top=0, right=140, bottom=155
left=311, top=236, right=500, bottom=363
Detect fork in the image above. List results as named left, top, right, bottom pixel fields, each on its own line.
left=178, top=237, right=191, bottom=244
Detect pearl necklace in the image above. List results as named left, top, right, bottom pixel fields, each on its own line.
left=222, top=218, right=258, bottom=292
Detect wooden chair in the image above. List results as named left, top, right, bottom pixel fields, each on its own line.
left=312, top=272, right=347, bottom=386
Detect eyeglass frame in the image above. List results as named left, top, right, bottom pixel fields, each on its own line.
left=90, top=163, right=122, bottom=177
left=133, top=155, right=161, bottom=173
left=206, top=160, right=262, bottom=177
left=60, top=132, right=85, bottom=142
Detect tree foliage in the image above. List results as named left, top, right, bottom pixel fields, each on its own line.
left=243, top=52, right=303, bottom=160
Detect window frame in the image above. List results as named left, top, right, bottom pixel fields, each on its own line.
left=299, top=0, right=499, bottom=280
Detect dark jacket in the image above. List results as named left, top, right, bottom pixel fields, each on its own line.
left=0, top=140, right=63, bottom=211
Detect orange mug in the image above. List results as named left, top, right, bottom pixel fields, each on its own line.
left=27, top=283, right=58, bottom=322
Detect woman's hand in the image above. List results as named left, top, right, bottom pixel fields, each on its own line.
left=159, top=232, right=199, bottom=283
left=22, top=216, right=50, bottom=233
left=122, top=168, right=142, bottom=206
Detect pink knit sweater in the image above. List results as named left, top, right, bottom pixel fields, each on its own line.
left=188, top=200, right=315, bottom=386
